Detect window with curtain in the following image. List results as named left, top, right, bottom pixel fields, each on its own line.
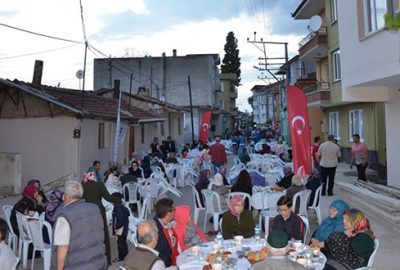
left=329, top=112, right=340, bottom=139
left=364, top=0, right=387, bottom=33
left=332, top=50, right=341, bottom=81
left=349, top=110, right=364, bottom=140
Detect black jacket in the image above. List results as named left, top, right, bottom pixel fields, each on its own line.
left=153, top=217, right=172, bottom=267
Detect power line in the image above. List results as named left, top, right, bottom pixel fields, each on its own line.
left=0, top=22, right=83, bottom=44
left=0, top=44, right=79, bottom=60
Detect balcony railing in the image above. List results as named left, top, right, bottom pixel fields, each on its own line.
left=303, top=81, right=329, bottom=94
left=299, top=27, right=327, bottom=48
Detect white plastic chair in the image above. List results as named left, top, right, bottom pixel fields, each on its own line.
left=258, top=192, right=279, bottom=236
left=299, top=215, right=309, bottom=243
left=15, top=212, right=32, bottom=268
left=308, top=185, right=323, bottom=225
left=122, top=182, right=141, bottom=217
left=191, top=185, right=205, bottom=225
left=201, top=189, right=226, bottom=231
left=27, top=220, right=52, bottom=270
left=2, top=205, right=18, bottom=254
left=292, top=189, right=311, bottom=218
left=354, top=239, right=380, bottom=270
left=227, top=192, right=252, bottom=210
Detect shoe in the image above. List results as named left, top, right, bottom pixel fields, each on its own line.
left=328, top=192, right=334, bottom=196
left=321, top=192, right=326, bottom=196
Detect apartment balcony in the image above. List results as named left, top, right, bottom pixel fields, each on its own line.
left=303, top=82, right=330, bottom=107
left=299, top=27, right=328, bottom=62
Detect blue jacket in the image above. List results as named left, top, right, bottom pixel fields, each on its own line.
left=112, top=204, right=130, bottom=231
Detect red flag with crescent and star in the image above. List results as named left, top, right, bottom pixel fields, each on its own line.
left=287, top=85, right=311, bottom=175
left=199, top=111, right=212, bottom=144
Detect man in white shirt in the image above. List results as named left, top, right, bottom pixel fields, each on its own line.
left=316, top=134, right=341, bottom=196
left=122, top=220, right=165, bottom=270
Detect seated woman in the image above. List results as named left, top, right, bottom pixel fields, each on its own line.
left=208, top=170, right=230, bottom=210
left=174, top=205, right=207, bottom=251
left=285, top=175, right=306, bottom=213
left=10, top=185, right=44, bottom=237
left=27, top=179, right=48, bottom=205
left=222, top=195, right=255, bottom=240
left=214, top=166, right=229, bottom=186
left=311, top=200, right=350, bottom=246
left=305, top=169, right=321, bottom=206
left=128, top=161, right=142, bottom=179
left=45, top=189, right=64, bottom=226
left=271, top=195, right=304, bottom=241
left=231, top=170, right=253, bottom=209
left=238, top=147, right=251, bottom=165
left=105, top=166, right=121, bottom=190
left=195, top=169, right=211, bottom=207
left=324, top=209, right=375, bottom=269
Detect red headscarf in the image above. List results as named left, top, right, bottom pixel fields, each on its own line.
left=22, top=185, right=38, bottom=201
left=174, top=205, right=207, bottom=251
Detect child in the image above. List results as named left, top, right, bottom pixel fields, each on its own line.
left=111, top=192, right=130, bottom=262
left=0, top=218, right=19, bottom=270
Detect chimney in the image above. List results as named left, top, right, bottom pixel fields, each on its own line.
left=113, top=80, right=120, bottom=99
left=172, top=49, right=177, bottom=57
left=32, top=60, right=43, bottom=86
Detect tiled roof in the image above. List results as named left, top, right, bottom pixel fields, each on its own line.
left=0, top=79, right=161, bottom=122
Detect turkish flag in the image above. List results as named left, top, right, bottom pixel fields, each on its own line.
left=287, top=86, right=311, bottom=175
left=199, top=111, right=212, bottom=144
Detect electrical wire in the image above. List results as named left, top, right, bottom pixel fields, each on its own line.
left=0, top=44, right=80, bottom=60
left=0, top=22, right=83, bottom=44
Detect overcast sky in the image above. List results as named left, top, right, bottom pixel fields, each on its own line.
left=0, top=0, right=308, bottom=112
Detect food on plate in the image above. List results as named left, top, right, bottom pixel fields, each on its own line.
left=206, top=252, right=232, bottom=264
left=247, top=247, right=268, bottom=264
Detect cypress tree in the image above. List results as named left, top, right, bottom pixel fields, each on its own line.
left=221, top=31, right=241, bottom=86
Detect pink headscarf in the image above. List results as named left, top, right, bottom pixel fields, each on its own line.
left=81, top=172, right=96, bottom=183
left=229, top=195, right=245, bottom=218
left=22, top=185, right=38, bottom=201
left=174, top=205, right=207, bottom=251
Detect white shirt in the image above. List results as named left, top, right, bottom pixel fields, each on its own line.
left=0, top=241, right=19, bottom=270
left=137, top=244, right=166, bottom=270
left=317, top=141, right=341, bottom=168
left=53, top=216, right=70, bottom=246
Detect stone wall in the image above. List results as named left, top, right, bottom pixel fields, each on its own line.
left=0, top=153, right=22, bottom=197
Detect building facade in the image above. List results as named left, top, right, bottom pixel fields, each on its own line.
left=93, top=51, right=222, bottom=143
left=292, top=0, right=386, bottom=177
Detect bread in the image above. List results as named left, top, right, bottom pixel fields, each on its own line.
left=247, top=247, right=268, bottom=264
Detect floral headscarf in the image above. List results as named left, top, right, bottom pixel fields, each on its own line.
left=345, top=209, right=375, bottom=239
left=81, top=171, right=96, bottom=183
left=229, top=195, right=245, bottom=218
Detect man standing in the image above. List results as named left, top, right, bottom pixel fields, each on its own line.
left=208, top=135, right=227, bottom=173
left=87, top=160, right=102, bottom=182
left=350, top=134, right=369, bottom=181
left=122, top=220, right=165, bottom=270
left=312, top=136, right=321, bottom=177
left=316, top=134, right=341, bottom=196
left=153, top=198, right=179, bottom=267
left=52, top=180, right=107, bottom=270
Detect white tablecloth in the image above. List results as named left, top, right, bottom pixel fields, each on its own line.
left=176, top=238, right=326, bottom=270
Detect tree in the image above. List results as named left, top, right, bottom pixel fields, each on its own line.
left=221, top=31, right=241, bottom=86
left=247, top=96, right=254, bottom=109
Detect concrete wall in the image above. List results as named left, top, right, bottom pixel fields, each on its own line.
left=93, top=55, right=220, bottom=108
left=0, top=153, right=22, bottom=194
left=0, top=117, right=78, bottom=186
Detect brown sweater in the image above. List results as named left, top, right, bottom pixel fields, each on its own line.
left=122, top=246, right=162, bottom=270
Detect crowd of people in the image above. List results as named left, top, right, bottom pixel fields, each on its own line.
left=0, top=132, right=376, bottom=270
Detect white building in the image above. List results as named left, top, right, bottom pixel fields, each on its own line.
left=337, top=0, right=397, bottom=187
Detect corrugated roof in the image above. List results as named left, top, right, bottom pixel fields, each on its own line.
left=0, top=79, right=161, bottom=122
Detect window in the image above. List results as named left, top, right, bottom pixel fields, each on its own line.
left=329, top=112, right=340, bottom=139
left=140, top=124, right=145, bottom=143
left=332, top=50, right=341, bottom=81
left=98, top=123, right=105, bottom=148
left=390, top=0, right=400, bottom=13
left=160, top=122, right=165, bottom=136
left=349, top=110, right=364, bottom=140
left=331, top=0, right=338, bottom=22
left=364, top=0, right=387, bottom=33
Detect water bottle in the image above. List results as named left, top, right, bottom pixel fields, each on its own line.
left=254, top=224, right=261, bottom=244
left=216, top=230, right=224, bottom=245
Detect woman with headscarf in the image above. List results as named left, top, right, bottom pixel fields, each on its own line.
left=285, top=175, right=306, bottom=214
left=174, top=205, right=207, bottom=251
left=323, top=209, right=375, bottom=269
left=231, top=169, right=253, bottom=209
left=305, top=169, right=321, bottom=206
left=27, top=179, right=48, bottom=205
left=44, top=189, right=64, bottom=226
left=221, top=195, right=255, bottom=240
left=195, top=169, right=211, bottom=207
left=311, top=199, right=350, bottom=245
left=10, top=185, right=44, bottom=237
left=82, top=171, right=119, bottom=266
left=141, top=155, right=153, bottom=178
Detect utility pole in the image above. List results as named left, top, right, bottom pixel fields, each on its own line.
left=129, top=73, right=133, bottom=110
left=188, top=75, right=195, bottom=145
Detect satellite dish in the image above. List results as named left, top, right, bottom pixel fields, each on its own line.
left=76, top=70, right=84, bottom=79
left=308, top=15, right=322, bottom=32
